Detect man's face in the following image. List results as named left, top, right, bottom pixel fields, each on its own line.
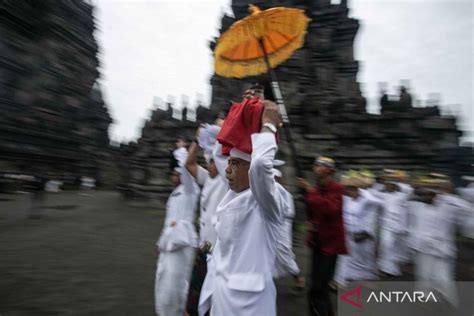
left=415, top=188, right=436, bottom=204
left=312, top=163, right=331, bottom=179
left=207, top=160, right=218, bottom=179
left=384, top=182, right=398, bottom=192
left=344, top=185, right=359, bottom=199
left=225, top=157, right=250, bottom=192
left=170, top=170, right=181, bottom=188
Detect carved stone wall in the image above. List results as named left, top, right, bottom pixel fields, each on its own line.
left=0, top=0, right=116, bottom=186
left=118, top=0, right=472, bottom=209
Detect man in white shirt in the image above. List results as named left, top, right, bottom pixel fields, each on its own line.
left=336, top=173, right=380, bottom=285
left=155, top=141, right=200, bottom=316
left=457, top=176, right=474, bottom=239
left=409, top=174, right=473, bottom=306
left=372, top=170, right=410, bottom=276
left=199, top=101, right=284, bottom=316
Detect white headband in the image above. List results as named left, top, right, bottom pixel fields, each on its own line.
left=230, top=148, right=251, bottom=162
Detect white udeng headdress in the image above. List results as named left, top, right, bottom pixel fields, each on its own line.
left=229, top=147, right=251, bottom=162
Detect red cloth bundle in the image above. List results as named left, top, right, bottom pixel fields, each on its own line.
left=217, top=97, right=264, bottom=155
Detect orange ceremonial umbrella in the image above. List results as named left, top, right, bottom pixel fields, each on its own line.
left=214, top=4, right=310, bottom=79
left=214, top=4, right=310, bottom=175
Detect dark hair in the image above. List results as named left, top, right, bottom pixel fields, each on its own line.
left=251, top=83, right=264, bottom=91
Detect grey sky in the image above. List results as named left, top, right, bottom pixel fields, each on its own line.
left=94, top=0, right=473, bottom=144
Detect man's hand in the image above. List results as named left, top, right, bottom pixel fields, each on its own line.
left=242, top=89, right=254, bottom=100
left=215, top=118, right=224, bottom=127
left=261, top=100, right=283, bottom=129
left=297, top=177, right=312, bottom=193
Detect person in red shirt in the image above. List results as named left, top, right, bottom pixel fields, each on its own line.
left=297, top=156, right=347, bottom=316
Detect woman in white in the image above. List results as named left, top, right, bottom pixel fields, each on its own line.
left=155, top=141, right=200, bottom=316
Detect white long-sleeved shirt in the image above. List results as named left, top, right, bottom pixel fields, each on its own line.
left=157, top=147, right=200, bottom=252
left=407, top=193, right=473, bottom=258
left=343, top=195, right=379, bottom=237
left=199, top=132, right=284, bottom=316
left=371, top=190, right=409, bottom=233
left=196, top=166, right=228, bottom=248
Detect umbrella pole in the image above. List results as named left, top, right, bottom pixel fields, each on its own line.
left=258, top=39, right=302, bottom=177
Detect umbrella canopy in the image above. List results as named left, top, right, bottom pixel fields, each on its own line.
left=214, top=5, right=310, bottom=78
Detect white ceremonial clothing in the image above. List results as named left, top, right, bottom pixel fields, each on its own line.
left=273, top=183, right=300, bottom=278
left=371, top=182, right=385, bottom=192
left=341, top=194, right=379, bottom=283
left=199, top=133, right=284, bottom=316
left=155, top=148, right=200, bottom=316
left=414, top=252, right=458, bottom=306
left=198, top=124, right=221, bottom=154
left=394, top=183, right=414, bottom=263
left=196, top=166, right=228, bottom=249
left=155, top=246, right=195, bottom=315
left=457, top=186, right=474, bottom=239
left=396, top=182, right=413, bottom=195
left=373, top=190, right=409, bottom=275
left=334, top=198, right=351, bottom=286
left=408, top=194, right=473, bottom=307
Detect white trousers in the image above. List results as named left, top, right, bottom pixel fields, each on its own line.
left=346, top=238, right=378, bottom=281
left=155, top=246, right=196, bottom=316
left=377, top=229, right=404, bottom=276
left=334, top=237, right=377, bottom=285
left=414, top=252, right=458, bottom=306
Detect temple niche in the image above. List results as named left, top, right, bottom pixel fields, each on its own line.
left=0, top=0, right=117, bottom=187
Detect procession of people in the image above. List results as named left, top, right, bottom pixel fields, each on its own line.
left=153, top=85, right=474, bottom=316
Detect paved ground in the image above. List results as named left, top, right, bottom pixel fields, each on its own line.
left=0, top=191, right=472, bottom=315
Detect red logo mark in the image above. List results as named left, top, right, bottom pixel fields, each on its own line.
left=339, top=286, right=364, bottom=309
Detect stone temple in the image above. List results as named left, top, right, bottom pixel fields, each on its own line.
left=0, top=1, right=471, bottom=202
left=118, top=0, right=472, bottom=207
left=0, top=0, right=118, bottom=187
